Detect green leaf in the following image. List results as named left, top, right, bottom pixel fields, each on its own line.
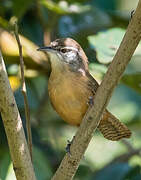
left=88, top=28, right=141, bottom=94
left=40, top=0, right=90, bottom=15
left=5, top=163, right=16, bottom=180
left=88, top=28, right=141, bottom=64
left=7, top=64, right=19, bottom=75
left=12, top=0, right=34, bottom=19
left=88, top=28, right=125, bottom=64
left=89, top=63, right=107, bottom=74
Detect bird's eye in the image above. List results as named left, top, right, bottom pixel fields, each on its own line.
left=60, top=48, right=70, bottom=53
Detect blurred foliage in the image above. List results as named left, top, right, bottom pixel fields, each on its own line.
left=0, top=0, right=141, bottom=180
left=88, top=28, right=141, bottom=64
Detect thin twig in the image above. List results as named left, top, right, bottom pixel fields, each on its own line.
left=110, top=148, right=141, bottom=164
left=14, top=22, right=32, bottom=160
left=121, top=139, right=141, bottom=158
left=121, top=139, right=135, bottom=152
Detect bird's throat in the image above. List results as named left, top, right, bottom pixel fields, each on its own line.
left=49, top=53, right=66, bottom=74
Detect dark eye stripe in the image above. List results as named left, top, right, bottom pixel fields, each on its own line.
left=60, top=47, right=78, bottom=53
left=60, top=48, right=70, bottom=53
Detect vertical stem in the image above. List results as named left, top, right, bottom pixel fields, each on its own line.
left=14, top=23, right=33, bottom=160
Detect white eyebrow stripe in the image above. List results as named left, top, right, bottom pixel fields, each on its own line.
left=62, top=46, right=79, bottom=52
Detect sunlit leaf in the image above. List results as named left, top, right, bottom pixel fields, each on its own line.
left=40, top=0, right=90, bottom=15
left=9, top=76, right=21, bottom=91
left=88, top=28, right=141, bottom=95
left=89, top=62, right=107, bottom=82
left=7, top=64, right=19, bottom=75
left=0, top=30, right=49, bottom=71
left=5, top=163, right=16, bottom=180
left=40, top=0, right=67, bottom=14
left=88, top=28, right=125, bottom=64
left=88, top=28, right=141, bottom=64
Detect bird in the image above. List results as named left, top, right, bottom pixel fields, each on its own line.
left=37, top=38, right=131, bottom=141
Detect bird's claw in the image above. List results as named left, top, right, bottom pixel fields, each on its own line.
left=66, top=140, right=72, bottom=155
left=65, top=136, right=75, bottom=155
left=88, top=96, right=93, bottom=106
left=130, top=10, right=135, bottom=20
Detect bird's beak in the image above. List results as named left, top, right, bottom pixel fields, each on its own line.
left=37, top=46, right=60, bottom=64
left=37, top=46, right=55, bottom=52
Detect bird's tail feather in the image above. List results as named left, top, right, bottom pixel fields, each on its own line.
left=98, top=110, right=131, bottom=141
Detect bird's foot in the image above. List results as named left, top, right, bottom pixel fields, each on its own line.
left=88, top=96, right=94, bottom=106
left=66, top=140, right=72, bottom=155
left=130, top=10, right=135, bottom=20
left=65, top=136, right=75, bottom=155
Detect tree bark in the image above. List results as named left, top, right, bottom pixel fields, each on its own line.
left=51, top=1, right=141, bottom=180
left=0, top=50, right=36, bottom=180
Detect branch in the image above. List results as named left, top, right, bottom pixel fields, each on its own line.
left=0, top=51, right=36, bottom=179
left=14, top=22, right=32, bottom=160
left=51, top=1, right=141, bottom=180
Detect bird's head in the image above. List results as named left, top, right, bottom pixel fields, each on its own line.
left=37, top=38, right=89, bottom=73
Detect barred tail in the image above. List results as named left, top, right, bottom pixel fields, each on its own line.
left=98, top=110, right=131, bottom=141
